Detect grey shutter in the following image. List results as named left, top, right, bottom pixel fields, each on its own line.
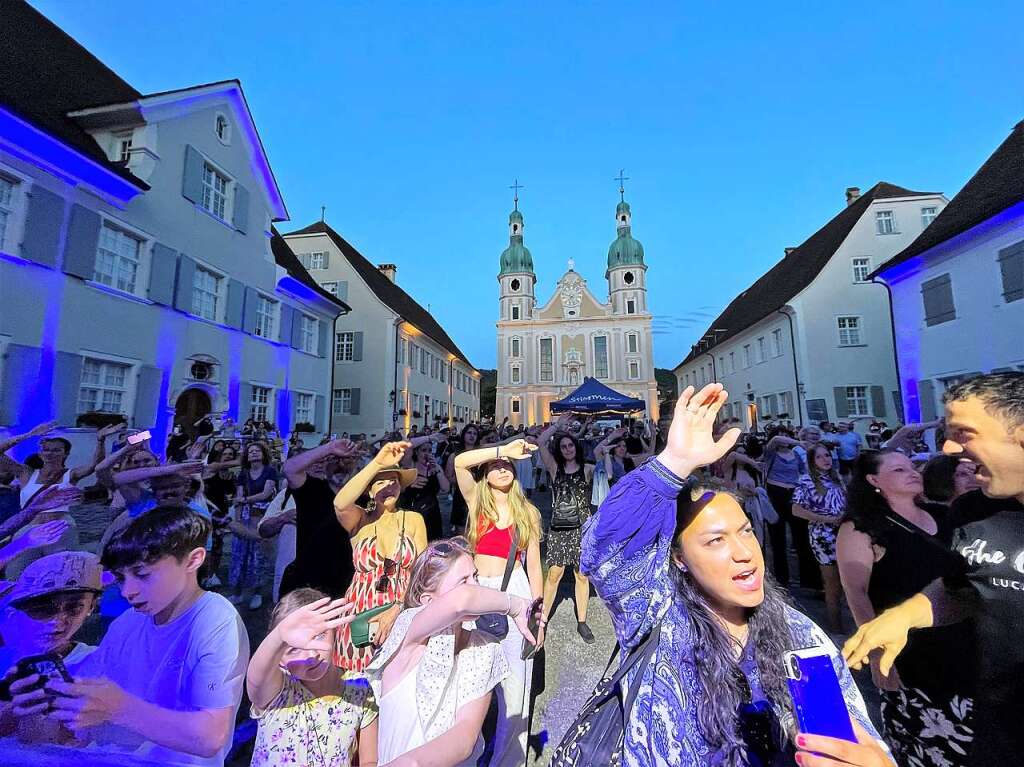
left=337, top=281, right=348, bottom=301
left=225, top=279, right=244, bottom=329
left=917, top=379, right=937, bottom=421
left=317, top=318, right=329, bottom=357
left=148, top=243, right=178, bottom=305
left=133, top=365, right=163, bottom=427
left=833, top=386, right=850, bottom=418
left=54, top=352, right=84, bottom=425
left=350, top=388, right=361, bottom=415
left=998, top=241, right=1023, bottom=302
left=21, top=186, right=64, bottom=266
left=0, top=345, right=42, bottom=424
left=870, top=385, right=887, bottom=417
left=182, top=145, right=204, bottom=203
left=62, top=204, right=101, bottom=279
left=290, top=392, right=300, bottom=426
left=238, top=383, right=253, bottom=423
left=314, top=394, right=326, bottom=431
left=242, top=287, right=259, bottom=333
left=174, top=255, right=196, bottom=312
left=291, top=312, right=305, bottom=349
left=921, top=274, right=956, bottom=325
left=298, top=253, right=309, bottom=269
left=891, top=391, right=905, bottom=423
left=353, top=331, right=364, bottom=362
left=232, top=184, right=249, bottom=233
left=321, top=252, right=330, bottom=269
left=278, top=304, right=295, bottom=343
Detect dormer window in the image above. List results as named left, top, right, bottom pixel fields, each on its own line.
left=215, top=113, right=231, bottom=144
left=113, top=131, right=133, bottom=163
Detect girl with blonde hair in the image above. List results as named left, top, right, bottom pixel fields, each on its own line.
left=454, top=439, right=544, bottom=767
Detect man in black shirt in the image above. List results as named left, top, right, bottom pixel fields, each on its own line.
left=844, top=372, right=1024, bottom=764
left=279, top=439, right=359, bottom=598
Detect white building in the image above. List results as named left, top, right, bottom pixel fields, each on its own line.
left=495, top=197, right=658, bottom=425
left=673, top=183, right=948, bottom=432
left=281, top=222, right=480, bottom=436
left=0, top=1, right=346, bottom=461
left=874, top=120, right=1024, bottom=421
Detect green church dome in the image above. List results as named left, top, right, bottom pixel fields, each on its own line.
left=499, top=207, right=535, bottom=276
left=607, top=199, right=645, bottom=270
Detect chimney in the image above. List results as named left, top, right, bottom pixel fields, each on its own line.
left=784, top=247, right=797, bottom=256
left=845, top=187, right=861, bottom=206
left=377, top=263, right=397, bottom=283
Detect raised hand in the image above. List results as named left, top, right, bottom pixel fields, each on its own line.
left=20, top=519, right=70, bottom=550
left=373, top=441, right=411, bottom=467
left=328, top=438, right=358, bottom=458
left=501, top=439, right=538, bottom=460
left=28, top=419, right=60, bottom=438
left=658, top=384, right=740, bottom=478
left=24, top=485, right=83, bottom=515
left=96, top=423, right=127, bottom=440
left=275, top=597, right=354, bottom=651
left=796, top=719, right=896, bottom=767
left=173, top=460, right=206, bottom=476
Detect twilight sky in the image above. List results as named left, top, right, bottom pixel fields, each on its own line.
left=32, top=0, right=1024, bottom=369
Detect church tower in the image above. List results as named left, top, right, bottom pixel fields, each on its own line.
left=497, top=188, right=535, bottom=322
left=606, top=185, right=648, bottom=316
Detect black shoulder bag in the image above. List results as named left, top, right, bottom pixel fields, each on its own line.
left=476, top=527, right=520, bottom=640
left=550, top=623, right=662, bottom=767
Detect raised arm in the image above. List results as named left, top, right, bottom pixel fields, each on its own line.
left=112, top=459, right=205, bottom=487
left=537, top=415, right=571, bottom=478
left=454, top=440, right=537, bottom=508
left=765, top=434, right=800, bottom=452
left=582, top=385, right=739, bottom=648
left=94, top=441, right=144, bottom=489
left=0, top=420, right=58, bottom=479
left=883, top=420, right=941, bottom=454
left=334, top=442, right=411, bottom=529
left=405, top=584, right=535, bottom=647
left=283, top=438, right=356, bottom=487
left=68, top=423, right=123, bottom=484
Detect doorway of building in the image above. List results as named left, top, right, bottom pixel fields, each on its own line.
left=174, top=388, right=212, bottom=441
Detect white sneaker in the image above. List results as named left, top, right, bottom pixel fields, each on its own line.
left=248, top=594, right=263, bottom=610
left=228, top=593, right=245, bottom=605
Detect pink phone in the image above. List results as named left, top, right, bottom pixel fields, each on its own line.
left=127, top=430, right=151, bottom=445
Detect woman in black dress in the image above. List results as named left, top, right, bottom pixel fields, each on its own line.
left=444, top=423, right=479, bottom=534
left=837, top=451, right=975, bottom=766
left=400, top=441, right=450, bottom=541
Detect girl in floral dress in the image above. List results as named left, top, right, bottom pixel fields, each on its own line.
left=332, top=441, right=427, bottom=672
left=792, top=442, right=848, bottom=633
left=248, top=588, right=377, bottom=766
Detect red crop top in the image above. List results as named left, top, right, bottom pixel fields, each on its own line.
left=476, top=522, right=516, bottom=559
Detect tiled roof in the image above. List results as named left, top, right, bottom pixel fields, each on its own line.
left=0, top=0, right=147, bottom=189
left=676, top=182, right=935, bottom=368
left=270, top=227, right=350, bottom=312
left=283, top=221, right=476, bottom=369
left=874, top=120, right=1024, bottom=276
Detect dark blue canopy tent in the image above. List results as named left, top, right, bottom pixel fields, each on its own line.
left=548, top=377, right=647, bottom=415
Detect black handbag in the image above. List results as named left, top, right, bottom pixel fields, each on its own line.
left=550, top=501, right=584, bottom=531
left=475, top=528, right=519, bottom=639
left=550, top=623, right=662, bottom=767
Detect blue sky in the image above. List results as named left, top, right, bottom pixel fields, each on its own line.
left=34, top=0, right=1024, bottom=369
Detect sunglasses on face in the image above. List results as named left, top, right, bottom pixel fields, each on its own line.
left=16, top=593, right=94, bottom=621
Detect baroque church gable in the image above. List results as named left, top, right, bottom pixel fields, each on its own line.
left=536, top=269, right=609, bottom=320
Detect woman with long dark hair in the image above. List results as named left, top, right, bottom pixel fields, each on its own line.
left=538, top=415, right=598, bottom=643
left=401, top=440, right=450, bottom=541
left=837, top=451, right=974, bottom=766
left=229, top=441, right=278, bottom=609
left=792, top=443, right=847, bottom=633
left=582, top=385, right=890, bottom=767
left=444, top=424, right=480, bottom=535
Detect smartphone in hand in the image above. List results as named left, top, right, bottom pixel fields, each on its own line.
left=785, top=649, right=857, bottom=743
left=0, top=652, right=74, bottom=702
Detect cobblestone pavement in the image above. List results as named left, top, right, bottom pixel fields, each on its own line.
left=71, top=489, right=879, bottom=767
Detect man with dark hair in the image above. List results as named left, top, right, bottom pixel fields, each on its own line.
left=11, top=507, right=249, bottom=766
left=845, top=371, right=1024, bottom=764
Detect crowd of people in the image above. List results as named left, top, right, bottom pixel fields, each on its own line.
left=0, top=371, right=1019, bottom=767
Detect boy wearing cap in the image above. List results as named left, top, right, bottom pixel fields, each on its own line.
left=10, top=507, right=248, bottom=766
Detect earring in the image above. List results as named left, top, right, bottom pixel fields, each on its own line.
left=874, top=487, right=881, bottom=494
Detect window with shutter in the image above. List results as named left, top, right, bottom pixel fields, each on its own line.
left=921, top=273, right=956, bottom=325
left=998, top=242, right=1023, bottom=303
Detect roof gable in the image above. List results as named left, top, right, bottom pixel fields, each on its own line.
left=283, top=221, right=476, bottom=369
left=0, top=0, right=146, bottom=191
left=675, top=182, right=935, bottom=368
left=875, top=121, right=1024, bottom=276
left=536, top=270, right=608, bottom=320
left=270, top=227, right=349, bottom=311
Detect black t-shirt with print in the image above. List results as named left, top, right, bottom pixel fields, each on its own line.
left=947, top=490, right=1024, bottom=764
left=288, top=476, right=354, bottom=598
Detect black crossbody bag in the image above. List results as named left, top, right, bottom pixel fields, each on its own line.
left=476, top=528, right=520, bottom=639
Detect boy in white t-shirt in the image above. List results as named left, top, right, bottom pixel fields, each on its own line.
left=11, top=507, right=250, bottom=766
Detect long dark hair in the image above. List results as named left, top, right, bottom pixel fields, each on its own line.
left=672, top=485, right=795, bottom=764
left=842, top=451, right=923, bottom=542
left=921, top=454, right=959, bottom=504
left=807, top=443, right=842, bottom=496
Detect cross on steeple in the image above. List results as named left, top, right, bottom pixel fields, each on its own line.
left=615, top=169, right=629, bottom=201
left=509, top=178, right=524, bottom=210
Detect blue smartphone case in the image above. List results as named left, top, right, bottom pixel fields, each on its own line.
left=786, top=652, right=857, bottom=743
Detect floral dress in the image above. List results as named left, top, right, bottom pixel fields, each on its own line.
left=334, top=509, right=419, bottom=672
left=791, top=474, right=846, bottom=565
left=251, top=674, right=377, bottom=766
left=580, top=459, right=884, bottom=766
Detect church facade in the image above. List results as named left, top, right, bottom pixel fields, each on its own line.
left=495, top=196, right=658, bottom=425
